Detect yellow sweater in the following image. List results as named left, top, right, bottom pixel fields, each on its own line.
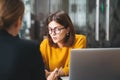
left=40, top=34, right=86, bottom=75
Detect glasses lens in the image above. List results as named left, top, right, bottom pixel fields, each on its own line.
left=55, top=28, right=60, bottom=34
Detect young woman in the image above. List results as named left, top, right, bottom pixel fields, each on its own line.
left=40, top=10, right=86, bottom=77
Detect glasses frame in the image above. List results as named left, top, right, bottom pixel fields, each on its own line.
left=48, top=27, right=65, bottom=34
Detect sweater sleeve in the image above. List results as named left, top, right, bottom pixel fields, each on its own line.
left=40, top=39, right=49, bottom=69
left=62, top=57, right=70, bottom=76
left=74, top=34, right=86, bottom=48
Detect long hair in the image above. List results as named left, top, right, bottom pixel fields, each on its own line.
left=0, top=0, right=24, bottom=29
left=46, top=10, right=75, bottom=47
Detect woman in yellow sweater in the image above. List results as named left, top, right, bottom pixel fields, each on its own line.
left=40, top=10, right=86, bottom=78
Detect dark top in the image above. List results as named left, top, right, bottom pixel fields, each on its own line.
left=0, top=30, right=46, bottom=80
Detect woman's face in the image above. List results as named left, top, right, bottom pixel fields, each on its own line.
left=48, top=21, right=69, bottom=45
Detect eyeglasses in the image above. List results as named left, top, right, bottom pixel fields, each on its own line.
left=48, top=27, right=65, bottom=34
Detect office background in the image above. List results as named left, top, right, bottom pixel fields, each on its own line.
left=21, top=0, right=120, bottom=48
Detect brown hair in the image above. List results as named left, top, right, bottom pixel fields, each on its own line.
left=46, top=10, right=75, bottom=47
left=0, top=0, right=24, bottom=29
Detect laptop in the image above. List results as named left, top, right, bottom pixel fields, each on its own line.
left=69, top=48, right=120, bottom=80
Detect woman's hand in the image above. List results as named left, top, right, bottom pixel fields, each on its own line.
left=46, top=67, right=66, bottom=80
left=47, top=68, right=59, bottom=80
left=57, top=67, right=65, bottom=76
left=45, top=69, right=51, bottom=77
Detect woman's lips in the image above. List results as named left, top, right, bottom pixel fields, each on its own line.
left=52, top=37, right=57, bottom=40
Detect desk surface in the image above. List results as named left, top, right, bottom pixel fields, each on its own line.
left=60, top=76, right=69, bottom=80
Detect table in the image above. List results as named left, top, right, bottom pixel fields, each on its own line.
left=60, top=76, right=69, bottom=80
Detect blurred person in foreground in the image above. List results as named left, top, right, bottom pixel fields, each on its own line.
left=0, top=0, right=57, bottom=80
left=40, top=10, right=86, bottom=78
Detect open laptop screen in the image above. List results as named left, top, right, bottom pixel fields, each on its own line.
left=69, top=48, right=120, bottom=80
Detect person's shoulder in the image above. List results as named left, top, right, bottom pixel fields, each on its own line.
left=75, top=34, right=86, bottom=39
left=42, top=38, right=48, bottom=42
left=19, top=39, right=39, bottom=47
left=73, top=34, right=86, bottom=48
left=41, top=38, right=49, bottom=44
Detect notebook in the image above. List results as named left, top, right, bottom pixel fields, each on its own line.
left=69, top=48, right=120, bottom=80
